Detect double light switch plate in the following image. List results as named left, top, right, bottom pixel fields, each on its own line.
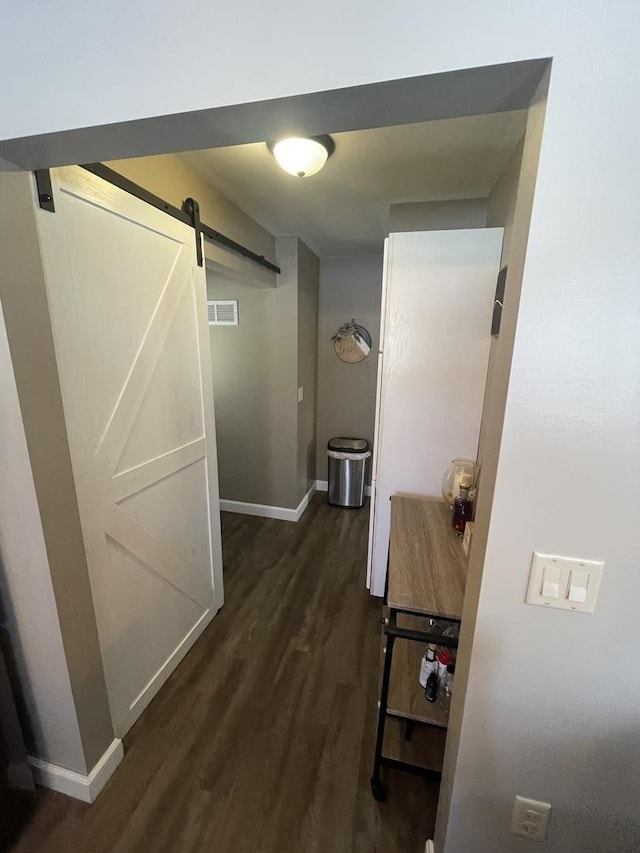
left=526, top=552, right=604, bottom=614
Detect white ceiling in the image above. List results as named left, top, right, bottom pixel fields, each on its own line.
left=183, top=110, right=527, bottom=257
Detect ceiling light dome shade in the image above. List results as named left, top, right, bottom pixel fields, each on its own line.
left=269, top=135, right=335, bottom=177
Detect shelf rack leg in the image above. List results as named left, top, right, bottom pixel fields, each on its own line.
left=370, top=632, right=395, bottom=802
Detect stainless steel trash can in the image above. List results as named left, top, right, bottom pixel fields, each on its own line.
left=327, top=437, right=371, bottom=508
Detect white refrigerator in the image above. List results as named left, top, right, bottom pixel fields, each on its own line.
left=366, top=229, right=504, bottom=596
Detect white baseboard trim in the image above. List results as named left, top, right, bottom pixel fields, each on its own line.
left=220, top=483, right=316, bottom=523
left=295, top=483, right=315, bottom=521
left=315, top=479, right=372, bottom=497
left=29, top=738, right=124, bottom=803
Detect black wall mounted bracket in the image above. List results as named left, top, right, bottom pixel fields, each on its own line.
left=34, top=169, right=55, bottom=211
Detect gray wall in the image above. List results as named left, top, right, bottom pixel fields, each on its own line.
left=296, top=242, right=319, bottom=502
left=0, top=299, right=87, bottom=771
left=389, top=198, right=487, bottom=232
left=316, top=255, right=383, bottom=483
left=207, top=270, right=294, bottom=507
left=209, top=237, right=318, bottom=511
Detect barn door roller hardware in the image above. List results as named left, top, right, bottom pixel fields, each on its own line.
left=183, top=195, right=281, bottom=274
left=182, top=197, right=203, bottom=267
left=33, top=165, right=280, bottom=275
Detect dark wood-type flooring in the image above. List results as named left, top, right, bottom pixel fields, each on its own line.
left=9, top=495, right=438, bottom=852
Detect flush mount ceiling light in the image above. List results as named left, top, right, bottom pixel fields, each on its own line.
left=267, top=135, right=335, bottom=178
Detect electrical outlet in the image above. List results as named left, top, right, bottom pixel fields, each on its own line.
left=511, top=795, right=551, bottom=841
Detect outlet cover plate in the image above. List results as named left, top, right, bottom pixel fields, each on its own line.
left=511, top=795, right=551, bottom=841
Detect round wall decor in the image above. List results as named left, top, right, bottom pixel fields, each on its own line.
left=332, top=319, right=372, bottom=364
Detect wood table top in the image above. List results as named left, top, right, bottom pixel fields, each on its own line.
left=387, top=496, right=468, bottom=620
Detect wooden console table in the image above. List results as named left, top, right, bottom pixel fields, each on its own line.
left=370, top=495, right=468, bottom=802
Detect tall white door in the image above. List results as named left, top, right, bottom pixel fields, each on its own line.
left=36, top=167, right=223, bottom=735
left=368, top=229, right=503, bottom=597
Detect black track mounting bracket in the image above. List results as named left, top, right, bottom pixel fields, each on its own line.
left=182, top=197, right=203, bottom=267
left=34, top=169, right=55, bottom=212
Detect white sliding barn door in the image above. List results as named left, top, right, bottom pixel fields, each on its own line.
left=36, top=167, right=223, bottom=736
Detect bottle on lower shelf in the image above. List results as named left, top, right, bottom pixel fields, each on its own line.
left=419, top=643, right=438, bottom=688
left=438, top=663, right=456, bottom=715
left=425, top=670, right=438, bottom=703
left=436, top=647, right=455, bottom=681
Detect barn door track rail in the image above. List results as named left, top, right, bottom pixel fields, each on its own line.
left=34, top=164, right=281, bottom=275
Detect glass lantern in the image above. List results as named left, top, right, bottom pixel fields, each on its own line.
left=442, top=458, right=478, bottom=506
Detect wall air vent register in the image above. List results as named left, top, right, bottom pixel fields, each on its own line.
left=207, top=300, right=238, bottom=326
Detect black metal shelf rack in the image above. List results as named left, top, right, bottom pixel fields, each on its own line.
left=370, top=602, right=460, bottom=802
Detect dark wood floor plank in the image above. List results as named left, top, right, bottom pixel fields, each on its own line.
left=8, top=495, right=437, bottom=853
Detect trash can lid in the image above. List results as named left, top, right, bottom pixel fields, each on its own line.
left=327, top=437, right=369, bottom=453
